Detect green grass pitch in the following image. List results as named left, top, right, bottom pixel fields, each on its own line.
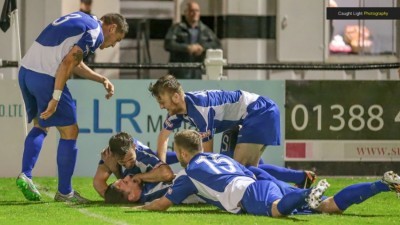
left=0, top=177, right=398, bottom=225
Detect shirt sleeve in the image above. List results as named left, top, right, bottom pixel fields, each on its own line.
left=237, top=163, right=256, bottom=179
left=136, top=148, right=165, bottom=170
left=163, top=115, right=183, bottom=131
left=165, top=174, right=197, bottom=205
left=75, top=31, right=95, bottom=56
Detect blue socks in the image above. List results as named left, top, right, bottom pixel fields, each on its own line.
left=21, top=127, right=47, bottom=179
left=166, top=151, right=179, bottom=164
left=333, top=181, right=390, bottom=211
left=258, top=164, right=305, bottom=184
left=277, top=188, right=311, bottom=215
left=57, top=139, right=78, bottom=195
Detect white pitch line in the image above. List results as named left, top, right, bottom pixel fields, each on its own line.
left=37, top=184, right=129, bottom=225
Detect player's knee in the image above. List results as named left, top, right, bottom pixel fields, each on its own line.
left=270, top=200, right=284, bottom=217
left=34, top=125, right=49, bottom=133
left=57, top=124, right=79, bottom=139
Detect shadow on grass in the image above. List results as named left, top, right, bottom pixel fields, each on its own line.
left=339, top=213, right=398, bottom=218
left=124, top=208, right=307, bottom=222
left=0, top=200, right=49, bottom=206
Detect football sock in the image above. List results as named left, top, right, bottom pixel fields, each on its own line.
left=57, top=139, right=78, bottom=195
left=21, top=127, right=47, bottom=179
left=258, top=164, right=305, bottom=184
left=333, top=181, right=390, bottom=211
left=248, top=166, right=297, bottom=195
left=277, top=188, right=312, bottom=215
left=166, top=151, right=179, bottom=164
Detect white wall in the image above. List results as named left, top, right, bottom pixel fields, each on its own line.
left=0, top=0, right=58, bottom=177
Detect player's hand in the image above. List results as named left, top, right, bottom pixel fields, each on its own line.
left=193, top=44, right=204, bottom=56
left=40, top=99, right=59, bottom=120
left=102, top=77, right=114, bottom=99
left=131, top=174, right=143, bottom=186
left=187, top=44, right=197, bottom=55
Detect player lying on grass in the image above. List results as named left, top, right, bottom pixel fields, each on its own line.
left=135, top=130, right=400, bottom=217
left=93, top=132, right=174, bottom=199
left=97, top=133, right=314, bottom=204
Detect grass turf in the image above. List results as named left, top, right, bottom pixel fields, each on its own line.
left=0, top=177, right=398, bottom=225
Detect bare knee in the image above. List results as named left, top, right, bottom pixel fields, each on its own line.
left=57, top=124, right=79, bottom=140
left=270, top=200, right=284, bottom=217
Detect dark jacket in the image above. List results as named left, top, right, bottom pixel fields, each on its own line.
left=164, top=20, right=221, bottom=79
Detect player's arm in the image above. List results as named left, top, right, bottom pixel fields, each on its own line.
left=101, top=147, right=123, bottom=179
left=133, top=164, right=174, bottom=183
left=93, top=164, right=112, bottom=198
left=72, top=61, right=114, bottom=99
left=202, top=139, right=214, bottom=152
left=157, top=128, right=172, bottom=162
left=137, top=196, right=173, bottom=211
left=40, top=45, right=82, bottom=120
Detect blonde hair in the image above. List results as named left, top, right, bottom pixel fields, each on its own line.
left=174, top=130, right=202, bottom=154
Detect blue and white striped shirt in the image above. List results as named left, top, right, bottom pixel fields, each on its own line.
left=21, top=11, right=103, bottom=77
left=163, top=90, right=273, bottom=142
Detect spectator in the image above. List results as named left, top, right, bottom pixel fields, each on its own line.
left=164, top=0, right=221, bottom=79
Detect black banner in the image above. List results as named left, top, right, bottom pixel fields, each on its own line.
left=327, top=7, right=400, bottom=20
left=286, top=81, right=400, bottom=140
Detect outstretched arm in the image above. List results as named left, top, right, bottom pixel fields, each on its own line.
left=133, top=164, right=174, bottom=184
left=93, top=164, right=112, bottom=198
left=137, top=196, right=173, bottom=211
left=157, top=128, right=172, bottom=162
left=72, top=61, right=114, bottom=99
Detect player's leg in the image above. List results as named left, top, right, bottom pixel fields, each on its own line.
left=271, top=179, right=330, bottom=217
left=54, top=125, right=89, bottom=203
left=236, top=99, right=315, bottom=186
left=16, top=118, right=48, bottom=201
left=234, top=100, right=280, bottom=166
left=241, top=179, right=322, bottom=217
left=38, top=84, right=88, bottom=203
left=258, top=164, right=316, bottom=188
left=316, top=171, right=399, bottom=214
left=165, top=151, right=179, bottom=164
left=247, top=166, right=299, bottom=195
left=233, top=143, right=265, bottom=166
left=220, top=125, right=265, bottom=165
left=16, top=67, right=48, bottom=201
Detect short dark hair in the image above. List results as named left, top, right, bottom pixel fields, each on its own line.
left=108, top=132, right=133, bottom=158
left=100, top=13, right=129, bottom=34
left=148, top=75, right=184, bottom=98
left=80, top=0, right=92, bottom=4
left=104, top=183, right=131, bottom=204
left=174, top=130, right=202, bottom=154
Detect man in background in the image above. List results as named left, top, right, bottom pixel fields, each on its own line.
left=164, top=0, right=221, bottom=79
